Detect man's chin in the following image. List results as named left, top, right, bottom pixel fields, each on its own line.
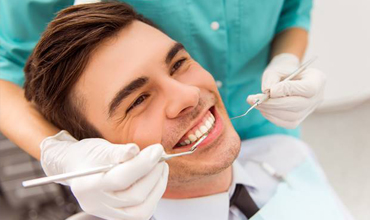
left=164, top=92, right=241, bottom=186
left=167, top=130, right=240, bottom=185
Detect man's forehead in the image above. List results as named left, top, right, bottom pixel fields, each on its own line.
left=87, top=21, right=174, bottom=74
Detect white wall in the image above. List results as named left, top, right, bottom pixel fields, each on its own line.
left=302, top=1, right=370, bottom=219
left=305, top=0, right=370, bottom=111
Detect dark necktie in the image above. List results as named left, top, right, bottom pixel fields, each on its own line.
left=229, top=184, right=260, bottom=218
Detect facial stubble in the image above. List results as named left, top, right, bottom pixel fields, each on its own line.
left=166, top=103, right=241, bottom=187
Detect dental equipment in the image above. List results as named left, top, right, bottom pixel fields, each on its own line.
left=247, top=158, right=292, bottom=188
left=230, top=56, right=318, bottom=120
left=22, top=134, right=207, bottom=188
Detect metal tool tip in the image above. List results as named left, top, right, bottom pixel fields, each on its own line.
left=190, top=134, right=208, bottom=151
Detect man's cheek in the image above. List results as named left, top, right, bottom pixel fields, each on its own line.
left=199, top=72, right=219, bottom=94
left=191, top=63, right=218, bottom=88
left=132, top=119, right=163, bottom=150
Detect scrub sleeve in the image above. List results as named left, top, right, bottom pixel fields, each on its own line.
left=0, top=0, right=74, bottom=86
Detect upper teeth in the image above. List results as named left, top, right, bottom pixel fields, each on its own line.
left=180, top=113, right=215, bottom=146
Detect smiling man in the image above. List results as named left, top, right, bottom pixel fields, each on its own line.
left=24, top=2, right=353, bottom=220
left=72, top=19, right=241, bottom=199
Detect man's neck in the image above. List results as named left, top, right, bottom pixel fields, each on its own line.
left=162, top=166, right=233, bottom=199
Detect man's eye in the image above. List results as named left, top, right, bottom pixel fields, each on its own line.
left=171, top=58, right=187, bottom=75
left=126, top=94, right=150, bottom=113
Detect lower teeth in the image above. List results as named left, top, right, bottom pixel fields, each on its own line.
left=178, top=123, right=215, bottom=147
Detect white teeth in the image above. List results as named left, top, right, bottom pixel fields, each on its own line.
left=205, top=120, right=212, bottom=129
left=178, top=112, right=216, bottom=146
left=200, top=125, right=208, bottom=134
left=195, top=130, right=202, bottom=138
left=188, top=134, right=197, bottom=143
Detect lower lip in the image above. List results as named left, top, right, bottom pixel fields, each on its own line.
left=174, top=107, right=224, bottom=152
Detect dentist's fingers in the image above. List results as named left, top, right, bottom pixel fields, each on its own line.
left=260, top=111, right=301, bottom=129
left=70, top=173, right=104, bottom=196
left=116, top=162, right=169, bottom=220
left=246, top=94, right=320, bottom=129
left=247, top=93, right=268, bottom=106
left=70, top=162, right=168, bottom=220
left=269, top=68, right=326, bottom=99
left=248, top=95, right=309, bottom=112
left=96, top=143, right=140, bottom=165
left=102, top=162, right=167, bottom=208
left=261, top=69, right=283, bottom=93
left=259, top=105, right=315, bottom=125
left=101, top=144, right=164, bottom=191
left=98, top=163, right=169, bottom=220
left=261, top=54, right=300, bottom=92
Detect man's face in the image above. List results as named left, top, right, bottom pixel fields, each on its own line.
left=74, top=21, right=240, bottom=186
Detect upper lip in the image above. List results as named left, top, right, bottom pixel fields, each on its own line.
left=172, top=106, right=213, bottom=148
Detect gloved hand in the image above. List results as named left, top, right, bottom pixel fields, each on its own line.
left=247, top=53, right=326, bottom=129
left=41, top=130, right=169, bottom=220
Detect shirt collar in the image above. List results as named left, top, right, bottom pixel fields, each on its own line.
left=154, top=191, right=230, bottom=220
left=229, top=159, right=257, bottom=198
left=153, top=160, right=257, bottom=220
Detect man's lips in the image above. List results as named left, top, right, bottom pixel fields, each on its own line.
left=172, top=105, right=223, bottom=152
left=177, top=111, right=215, bottom=146
left=173, top=106, right=215, bottom=148
left=173, top=106, right=216, bottom=149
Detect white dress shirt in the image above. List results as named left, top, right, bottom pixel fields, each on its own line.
left=68, top=135, right=351, bottom=220
left=153, top=135, right=311, bottom=220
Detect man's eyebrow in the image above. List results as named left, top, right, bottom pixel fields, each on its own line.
left=108, top=43, right=183, bottom=118
left=165, top=42, right=185, bottom=65
left=108, top=77, right=149, bottom=118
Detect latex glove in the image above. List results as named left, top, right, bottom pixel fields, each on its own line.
left=41, top=130, right=169, bottom=220
left=247, top=53, right=326, bottom=129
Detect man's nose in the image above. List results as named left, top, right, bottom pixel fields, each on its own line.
left=164, top=80, right=200, bottom=119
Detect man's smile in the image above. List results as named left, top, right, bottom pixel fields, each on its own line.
left=172, top=106, right=224, bottom=153
left=176, top=108, right=215, bottom=146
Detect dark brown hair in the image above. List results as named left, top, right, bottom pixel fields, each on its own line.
left=24, top=2, right=154, bottom=140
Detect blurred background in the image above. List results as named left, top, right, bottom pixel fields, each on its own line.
left=302, top=0, right=370, bottom=219
left=1, top=0, right=369, bottom=219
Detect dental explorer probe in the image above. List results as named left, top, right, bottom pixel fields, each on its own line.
left=22, top=134, right=208, bottom=188
left=230, top=56, right=318, bottom=120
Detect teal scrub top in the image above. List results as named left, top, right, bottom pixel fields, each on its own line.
left=0, top=0, right=312, bottom=140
